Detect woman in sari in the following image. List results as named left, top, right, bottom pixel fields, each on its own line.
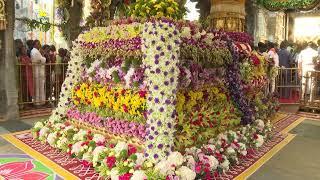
left=19, top=45, right=34, bottom=105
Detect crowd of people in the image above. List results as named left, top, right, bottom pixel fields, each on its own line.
left=15, top=39, right=70, bottom=109
left=254, top=40, right=320, bottom=100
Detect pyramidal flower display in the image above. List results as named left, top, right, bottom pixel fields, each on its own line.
left=31, top=3, right=279, bottom=179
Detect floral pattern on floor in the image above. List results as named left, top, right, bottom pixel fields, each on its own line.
left=0, top=154, right=62, bottom=180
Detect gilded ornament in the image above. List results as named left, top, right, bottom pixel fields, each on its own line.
left=0, top=0, right=6, bottom=30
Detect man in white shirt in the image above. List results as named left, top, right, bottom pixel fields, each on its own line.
left=31, top=40, right=46, bottom=106
left=298, top=43, right=318, bottom=101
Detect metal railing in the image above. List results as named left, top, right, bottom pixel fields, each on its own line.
left=275, top=67, right=301, bottom=104
left=300, top=70, right=320, bottom=109
left=16, top=63, right=68, bottom=110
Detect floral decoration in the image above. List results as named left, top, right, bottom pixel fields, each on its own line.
left=141, top=20, right=180, bottom=161
left=72, top=83, right=147, bottom=118
left=128, top=0, right=184, bottom=19
left=31, top=118, right=272, bottom=179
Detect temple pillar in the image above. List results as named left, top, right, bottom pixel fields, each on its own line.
left=209, top=0, right=246, bottom=32
left=0, top=0, right=19, bottom=121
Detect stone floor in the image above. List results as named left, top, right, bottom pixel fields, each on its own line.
left=249, top=119, right=320, bottom=180
left=0, top=116, right=48, bottom=154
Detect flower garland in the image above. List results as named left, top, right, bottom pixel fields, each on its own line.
left=32, top=118, right=272, bottom=179
left=142, top=20, right=180, bottom=162
left=224, top=35, right=255, bottom=125
left=48, top=44, right=85, bottom=124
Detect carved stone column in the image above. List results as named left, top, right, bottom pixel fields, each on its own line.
left=0, top=0, right=19, bottom=121
left=209, top=0, right=246, bottom=32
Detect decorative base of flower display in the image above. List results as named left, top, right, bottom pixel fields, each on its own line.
left=3, top=114, right=302, bottom=179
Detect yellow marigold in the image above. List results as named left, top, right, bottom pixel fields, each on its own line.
left=167, top=7, right=175, bottom=14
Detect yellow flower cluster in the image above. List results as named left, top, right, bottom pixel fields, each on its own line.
left=176, top=87, right=227, bottom=113
left=130, top=0, right=182, bottom=19
left=72, top=83, right=147, bottom=117
left=79, top=24, right=141, bottom=43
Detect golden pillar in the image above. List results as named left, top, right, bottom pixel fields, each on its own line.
left=209, top=0, right=245, bottom=32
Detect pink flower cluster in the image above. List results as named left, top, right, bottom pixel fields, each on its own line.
left=104, top=117, right=146, bottom=140
left=66, top=109, right=103, bottom=127
left=77, top=37, right=142, bottom=52
left=66, top=109, right=146, bottom=139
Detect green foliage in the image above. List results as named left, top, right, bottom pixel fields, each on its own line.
left=128, top=0, right=185, bottom=19
left=257, top=0, right=318, bottom=10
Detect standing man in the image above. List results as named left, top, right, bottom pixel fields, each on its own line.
left=278, top=41, right=293, bottom=99
left=298, top=42, right=318, bottom=101
left=31, top=40, right=46, bottom=106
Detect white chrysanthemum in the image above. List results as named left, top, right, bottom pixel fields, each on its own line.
left=92, top=146, right=106, bottom=167
left=56, top=137, right=68, bottom=149
left=47, top=132, right=57, bottom=147
left=181, top=27, right=191, bottom=38
left=185, top=147, right=198, bottom=156
left=71, top=141, right=83, bottom=155
left=256, top=119, right=265, bottom=129
left=73, top=129, right=87, bottom=141
left=135, top=153, right=146, bottom=166
left=207, top=155, right=219, bottom=170
left=131, top=170, right=147, bottom=180
left=255, top=134, right=264, bottom=147
left=176, top=166, right=196, bottom=180
left=39, top=127, right=50, bottom=138
left=167, top=152, right=184, bottom=167
left=221, top=159, right=230, bottom=171
left=238, top=143, right=247, bottom=156
left=54, top=123, right=65, bottom=130
left=184, top=155, right=195, bottom=170
left=64, top=125, right=75, bottom=131
left=34, top=122, right=44, bottom=129
left=226, top=147, right=236, bottom=155
left=114, top=141, right=128, bottom=153
left=92, top=134, right=105, bottom=144
left=110, top=168, right=119, bottom=180
left=82, top=151, right=93, bottom=162
left=154, top=160, right=171, bottom=176
left=203, top=144, right=216, bottom=152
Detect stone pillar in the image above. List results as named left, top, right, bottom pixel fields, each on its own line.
left=209, top=0, right=246, bottom=32
left=0, top=0, right=19, bottom=121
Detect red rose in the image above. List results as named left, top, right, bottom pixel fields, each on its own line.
left=195, top=164, right=202, bottom=173
left=122, top=104, right=128, bottom=113
left=128, top=144, right=137, bottom=156
left=119, top=173, right=132, bottom=180
left=251, top=55, right=260, bottom=66
left=106, top=156, right=116, bottom=169
left=121, top=89, right=126, bottom=95
left=138, top=90, right=147, bottom=98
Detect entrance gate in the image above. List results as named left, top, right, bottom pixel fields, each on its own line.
left=276, top=68, right=320, bottom=110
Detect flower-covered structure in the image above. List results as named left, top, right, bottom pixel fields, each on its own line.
left=32, top=16, right=277, bottom=179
